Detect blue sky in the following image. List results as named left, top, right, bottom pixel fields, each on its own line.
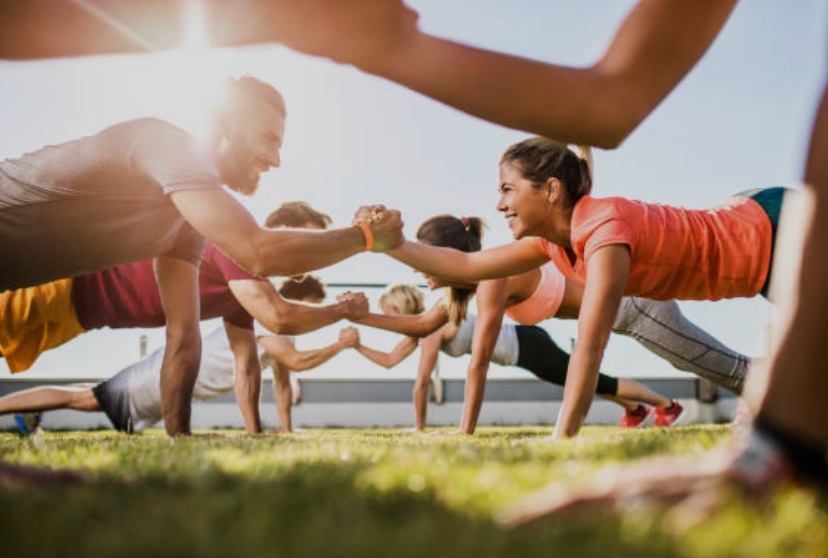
left=1, top=0, right=826, bottom=382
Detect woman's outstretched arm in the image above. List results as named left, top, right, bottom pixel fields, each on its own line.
left=355, top=336, right=418, bottom=369
left=350, top=302, right=449, bottom=338
left=388, top=237, right=547, bottom=283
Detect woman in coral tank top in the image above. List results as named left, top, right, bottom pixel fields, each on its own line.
left=387, top=138, right=786, bottom=440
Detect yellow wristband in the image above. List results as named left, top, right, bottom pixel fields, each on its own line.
left=356, top=221, right=374, bottom=252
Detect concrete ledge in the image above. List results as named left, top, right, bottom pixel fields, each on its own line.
left=0, top=376, right=738, bottom=431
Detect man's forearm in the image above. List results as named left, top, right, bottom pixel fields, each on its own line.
left=289, top=343, right=343, bottom=371
left=159, top=329, right=201, bottom=436
left=235, top=369, right=262, bottom=434
left=264, top=302, right=347, bottom=336
left=242, top=227, right=366, bottom=278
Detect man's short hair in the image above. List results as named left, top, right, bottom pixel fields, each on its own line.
left=223, top=75, right=286, bottom=119
left=266, top=201, right=333, bottom=229
left=278, top=275, right=326, bottom=302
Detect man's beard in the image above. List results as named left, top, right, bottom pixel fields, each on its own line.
left=221, top=157, right=259, bottom=196
left=230, top=172, right=259, bottom=196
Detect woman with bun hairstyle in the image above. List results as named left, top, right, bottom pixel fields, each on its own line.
left=385, top=139, right=783, bottom=439
left=357, top=213, right=749, bottom=434
left=354, top=282, right=677, bottom=432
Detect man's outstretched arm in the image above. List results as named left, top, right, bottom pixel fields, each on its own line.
left=170, top=189, right=403, bottom=278
left=229, top=279, right=368, bottom=335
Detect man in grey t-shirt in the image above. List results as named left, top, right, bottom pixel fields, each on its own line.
left=0, top=76, right=404, bottom=436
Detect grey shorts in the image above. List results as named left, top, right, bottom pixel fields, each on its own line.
left=92, top=372, right=134, bottom=433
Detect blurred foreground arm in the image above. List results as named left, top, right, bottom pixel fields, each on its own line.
left=1, top=0, right=737, bottom=148
left=265, top=0, right=738, bottom=148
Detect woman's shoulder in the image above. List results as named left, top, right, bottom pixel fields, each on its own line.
left=574, top=195, right=637, bottom=217
left=571, top=196, right=639, bottom=235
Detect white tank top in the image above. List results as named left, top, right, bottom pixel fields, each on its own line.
left=440, top=314, right=519, bottom=366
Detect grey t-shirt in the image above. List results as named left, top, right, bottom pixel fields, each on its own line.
left=0, top=118, right=221, bottom=290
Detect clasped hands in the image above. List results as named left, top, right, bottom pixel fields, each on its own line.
left=353, top=204, right=404, bottom=252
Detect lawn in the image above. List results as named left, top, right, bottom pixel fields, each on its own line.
left=1, top=426, right=825, bottom=557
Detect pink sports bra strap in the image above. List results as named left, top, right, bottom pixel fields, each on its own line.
left=504, top=262, right=566, bottom=325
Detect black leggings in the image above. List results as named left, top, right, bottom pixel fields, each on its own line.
left=515, top=325, right=619, bottom=396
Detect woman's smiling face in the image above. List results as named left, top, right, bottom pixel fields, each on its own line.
left=497, top=161, right=551, bottom=239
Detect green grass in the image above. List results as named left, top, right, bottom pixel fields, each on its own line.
left=1, top=426, right=825, bottom=557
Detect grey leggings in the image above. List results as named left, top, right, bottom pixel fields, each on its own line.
left=612, top=297, right=749, bottom=394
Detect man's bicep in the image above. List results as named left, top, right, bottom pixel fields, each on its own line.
left=170, top=188, right=262, bottom=257
left=229, top=279, right=283, bottom=317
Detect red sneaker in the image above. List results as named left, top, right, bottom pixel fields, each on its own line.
left=654, top=400, right=685, bottom=427
left=619, top=404, right=651, bottom=427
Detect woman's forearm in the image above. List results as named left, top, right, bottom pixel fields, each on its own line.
left=352, top=307, right=447, bottom=338
left=552, top=345, right=604, bottom=439
left=387, top=240, right=542, bottom=282
left=459, top=361, right=489, bottom=434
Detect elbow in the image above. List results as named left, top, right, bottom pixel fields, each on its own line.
left=267, top=317, right=295, bottom=336
left=591, top=129, right=628, bottom=150
left=574, top=66, right=657, bottom=150
left=263, top=307, right=300, bottom=335
left=577, top=107, right=638, bottom=150
left=225, top=234, right=271, bottom=278
left=596, top=106, right=649, bottom=149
